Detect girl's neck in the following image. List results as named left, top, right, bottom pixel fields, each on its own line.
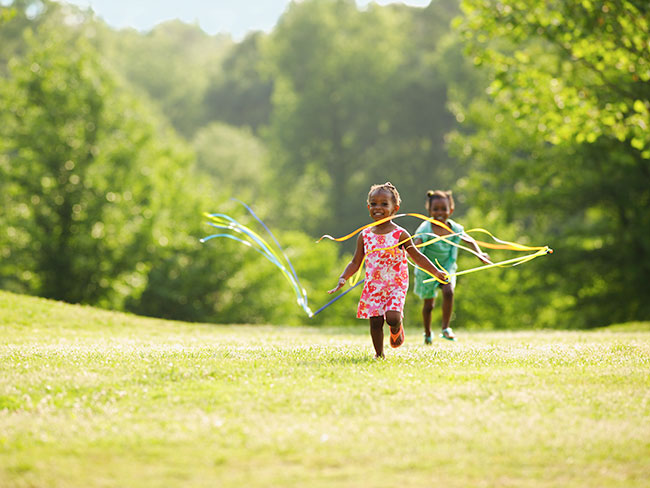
left=372, top=219, right=397, bottom=234
left=430, top=216, right=448, bottom=225
left=429, top=216, right=451, bottom=235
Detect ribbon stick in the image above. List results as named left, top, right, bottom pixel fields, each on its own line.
left=201, top=202, right=313, bottom=317
left=231, top=199, right=304, bottom=294
left=310, top=280, right=365, bottom=317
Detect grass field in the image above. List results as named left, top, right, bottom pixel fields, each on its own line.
left=1, top=290, right=649, bottom=487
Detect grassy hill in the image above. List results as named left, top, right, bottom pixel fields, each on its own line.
left=1, top=291, right=649, bottom=487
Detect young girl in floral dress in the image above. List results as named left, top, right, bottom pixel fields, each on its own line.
left=328, top=182, right=448, bottom=358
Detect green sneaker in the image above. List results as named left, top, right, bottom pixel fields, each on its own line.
left=424, top=333, right=433, bottom=345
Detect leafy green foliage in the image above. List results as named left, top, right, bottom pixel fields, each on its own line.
left=0, top=0, right=38, bottom=72
left=449, top=0, right=650, bottom=326
left=99, top=20, right=233, bottom=138
left=202, top=33, right=273, bottom=133
left=460, top=0, right=650, bottom=157
left=263, top=0, right=462, bottom=239
left=0, top=20, right=191, bottom=309
left=2, top=0, right=647, bottom=327
left=192, top=122, right=269, bottom=200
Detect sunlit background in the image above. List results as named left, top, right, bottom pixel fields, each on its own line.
left=1, top=0, right=648, bottom=329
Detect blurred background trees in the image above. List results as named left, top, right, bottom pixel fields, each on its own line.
left=451, top=0, right=650, bottom=327
left=1, top=0, right=647, bottom=328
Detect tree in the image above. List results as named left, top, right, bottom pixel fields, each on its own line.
left=192, top=122, right=269, bottom=201
left=263, top=0, right=470, bottom=245
left=0, top=23, right=192, bottom=307
left=448, top=0, right=650, bottom=325
left=0, top=0, right=361, bottom=325
left=202, top=32, right=273, bottom=133
left=264, top=0, right=413, bottom=236
left=0, top=1, right=50, bottom=74
left=99, top=20, right=233, bottom=138
left=459, top=0, right=650, bottom=156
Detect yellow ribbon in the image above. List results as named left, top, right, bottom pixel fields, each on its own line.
left=319, top=213, right=552, bottom=285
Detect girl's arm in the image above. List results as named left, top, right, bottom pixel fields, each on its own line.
left=328, top=233, right=365, bottom=294
left=400, top=231, right=448, bottom=282
left=460, top=232, right=492, bottom=264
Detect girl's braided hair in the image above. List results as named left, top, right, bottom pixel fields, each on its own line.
left=368, top=182, right=401, bottom=206
left=425, top=190, right=454, bottom=212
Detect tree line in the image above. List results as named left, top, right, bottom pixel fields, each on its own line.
left=1, top=0, right=647, bottom=328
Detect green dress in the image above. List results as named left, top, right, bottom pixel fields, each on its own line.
left=413, top=219, right=463, bottom=299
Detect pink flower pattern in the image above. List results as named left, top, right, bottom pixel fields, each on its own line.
left=357, top=226, right=409, bottom=319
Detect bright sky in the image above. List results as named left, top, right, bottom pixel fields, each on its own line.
left=57, top=0, right=431, bottom=40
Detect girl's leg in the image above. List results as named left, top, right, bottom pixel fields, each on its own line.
left=440, top=283, right=454, bottom=330
left=422, top=298, right=435, bottom=339
left=369, top=316, right=385, bottom=357
left=385, top=310, right=404, bottom=347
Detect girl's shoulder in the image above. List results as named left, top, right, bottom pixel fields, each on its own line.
left=393, top=224, right=409, bottom=237
left=415, top=220, right=431, bottom=233
left=447, top=219, right=464, bottom=233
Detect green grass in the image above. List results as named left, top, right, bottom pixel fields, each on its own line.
left=1, top=290, right=649, bottom=487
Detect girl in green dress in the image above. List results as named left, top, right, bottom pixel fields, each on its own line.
left=413, top=190, right=491, bottom=342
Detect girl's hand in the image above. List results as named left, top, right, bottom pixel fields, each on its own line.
left=328, top=278, right=346, bottom=294
left=434, top=269, right=449, bottom=283
left=477, top=252, right=492, bottom=265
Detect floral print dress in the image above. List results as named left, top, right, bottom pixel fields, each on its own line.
left=357, top=225, right=409, bottom=319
